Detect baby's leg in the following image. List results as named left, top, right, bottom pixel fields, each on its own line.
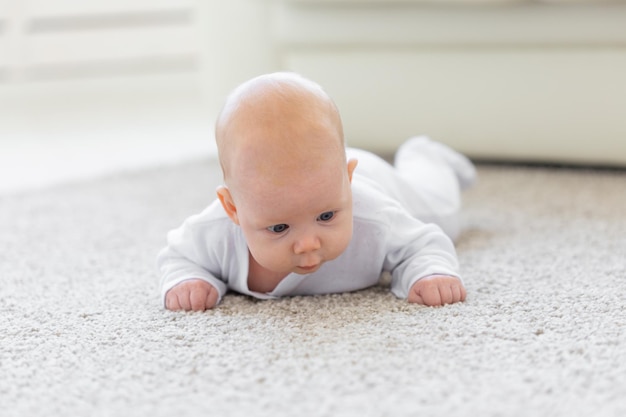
left=394, top=136, right=476, bottom=240
left=348, top=136, right=475, bottom=241
left=395, top=136, right=476, bottom=191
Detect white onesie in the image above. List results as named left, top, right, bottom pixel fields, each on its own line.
left=157, top=136, right=474, bottom=305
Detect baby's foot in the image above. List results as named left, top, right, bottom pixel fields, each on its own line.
left=396, top=136, right=477, bottom=190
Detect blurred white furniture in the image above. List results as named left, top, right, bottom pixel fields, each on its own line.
left=209, top=0, right=626, bottom=166
left=0, top=0, right=212, bottom=192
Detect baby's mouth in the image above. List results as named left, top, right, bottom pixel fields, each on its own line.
left=297, top=263, right=320, bottom=273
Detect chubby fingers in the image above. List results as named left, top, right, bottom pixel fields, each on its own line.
left=408, top=275, right=466, bottom=307
left=190, top=287, right=208, bottom=311
left=165, top=279, right=219, bottom=311
left=165, top=290, right=181, bottom=311
left=204, top=285, right=220, bottom=310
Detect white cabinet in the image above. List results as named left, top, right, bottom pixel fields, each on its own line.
left=269, top=1, right=626, bottom=166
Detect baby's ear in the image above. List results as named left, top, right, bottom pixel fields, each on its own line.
left=216, top=186, right=239, bottom=224
left=347, top=158, right=358, bottom=182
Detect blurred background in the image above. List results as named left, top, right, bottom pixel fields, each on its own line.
left=1, top=0, right=625, bottom=194
left=0, top=0, right=213, bottom=194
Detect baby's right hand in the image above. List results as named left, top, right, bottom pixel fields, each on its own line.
left=165, top=279, right=219, bottom=311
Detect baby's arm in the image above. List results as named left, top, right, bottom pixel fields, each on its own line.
left=408, top=275, right=466, bottom=306
left=165, top=279, right=219, bottom=311
left=158, top=202, right=232, bottom=311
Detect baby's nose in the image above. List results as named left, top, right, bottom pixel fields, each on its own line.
left=293, top=234, right=321, bottom=254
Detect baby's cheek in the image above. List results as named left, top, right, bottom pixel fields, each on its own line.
left=254, top=242, right=289, bottom=269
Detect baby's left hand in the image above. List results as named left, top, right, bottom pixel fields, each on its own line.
left=408, top=275, right=466, bottom=306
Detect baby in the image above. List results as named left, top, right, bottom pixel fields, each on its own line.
left=158, top=72, right=475, bottom=311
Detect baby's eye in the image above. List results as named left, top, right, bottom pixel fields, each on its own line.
left=317, top=211, right=335, bottom=222
left=267, top=224, right=289, bottom=234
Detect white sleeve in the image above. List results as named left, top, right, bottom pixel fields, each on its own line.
left=383, top=205, right=461, bottom=299
left=156, top=209, right=230, bottom=307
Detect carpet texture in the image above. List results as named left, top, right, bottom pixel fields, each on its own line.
left=1, top=158, right=625, bottom=417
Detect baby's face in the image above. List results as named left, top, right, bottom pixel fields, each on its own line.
left=233, top=160, right=355, bottom=276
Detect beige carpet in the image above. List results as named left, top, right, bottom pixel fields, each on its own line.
left=1, top=158, right=625, bottom=417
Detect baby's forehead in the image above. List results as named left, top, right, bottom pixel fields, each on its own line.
left=235, top=145, right=346, bottom=187
left=233, top=160, right=350, bottom=219
left=227, top=108, right=344, bottom=167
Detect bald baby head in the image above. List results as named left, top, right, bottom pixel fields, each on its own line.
left=215, top=72, right=346, bottom=189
